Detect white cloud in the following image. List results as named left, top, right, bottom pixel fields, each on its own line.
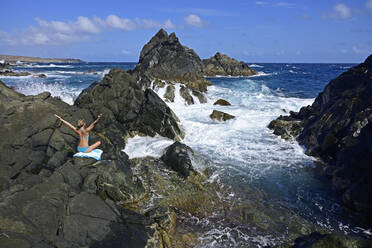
left=255, top=1, right=295, bottom=7
left=95, top=15, right=176, bottom=31
left=184, top=14, right=206, bottom=27
left=352, top=46, right=372, bottom=54
left=366, top=0, right=372, bottom=10
left=276, top=2, right=295, bottom=7
left=122, top=49, right=131, bottom=55
left=0, top=15, right=177, bottom=46
left=323, top=3, right=351, bottom=19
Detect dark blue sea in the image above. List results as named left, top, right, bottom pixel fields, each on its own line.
left=3, top=62, right=371, bottom=247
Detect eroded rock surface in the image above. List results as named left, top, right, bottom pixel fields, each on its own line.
left=268, top=54, right=372, bottom=223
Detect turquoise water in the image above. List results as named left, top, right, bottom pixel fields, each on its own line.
left=2, top=62, right=371, bottom=247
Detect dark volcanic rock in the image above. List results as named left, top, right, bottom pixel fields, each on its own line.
left=74, top=68, right=184, bottom=144
left=268, top=54, right=372, bottom=223
left=192, top=90, right=207, bottom=103
left=0, top=154, right=153, bottom=248
left=161, top=142, right=195, bottom=178
left=0, top=81, right=96, bottom=188
left=210, top=110, right=235, bottom=121
left=213, top=99, right=231, bottom=106
left=268, top=116, right=302, bottom=140
left=180, top=85, right=194, bottom=105
left=202, top=52, right=257, bottom=77
left=132, top=29, right=211, bottom=93
left=164, top=84, right=175, bottom=102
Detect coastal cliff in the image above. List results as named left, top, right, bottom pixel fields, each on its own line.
left=0, top=72, right=218, bottom=247
left=269, top=54, right=372, bottom=223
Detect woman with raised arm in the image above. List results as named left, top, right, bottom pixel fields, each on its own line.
left=54, top=113, right=103, bottom=153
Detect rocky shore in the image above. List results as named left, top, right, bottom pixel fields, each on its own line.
left=0, top=55, right=83, bottom=63
left=1, top=29, right=371, bottom=247
left=130, top=29, right=256, bottom=105
left=269, top=54, right=372, bottom=225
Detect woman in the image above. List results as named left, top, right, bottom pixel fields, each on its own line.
left=54, top=113, right=103, bottom=153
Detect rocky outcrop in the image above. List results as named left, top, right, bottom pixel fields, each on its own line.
left=202, top=52, right=257, bottom=77
left=131, top=29, right=210, bottom=92
left=130, top=29, right=211, bottom=105
left=74, top=68, right=184, bottom=144
left=161, top=142, right=195, bottom=178
left=0, top=74, right=190, bottom=247
left=213, top=99, right=231, bottom=106
left=210, top=110, right=235, bottom=121
left=268, top=54, right=372, bottom=223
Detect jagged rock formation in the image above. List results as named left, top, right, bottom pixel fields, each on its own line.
left=74, top=68, right=184, bottom=142
left=132, top=29, right=210, bottom=92
left=268, top=54, right=372, bottom=223
left=0, top=75, right=191, bottom=247
left=131, top=29, right=210, bottom=105
left=202, top=52, right=257, bottom=77
left=210, top=110, right=235, bottom=121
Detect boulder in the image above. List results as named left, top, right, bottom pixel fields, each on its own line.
left=268, top=54, right=372, bottom=223
left=74, top=68, right=184, bottom=144
left=213, top=99, right=231, bottom=106
left=161, top=142, right=195, bottom=178
left=210, top=110, right=235, bottom=121
left=202, top=52, right=257, bottom=77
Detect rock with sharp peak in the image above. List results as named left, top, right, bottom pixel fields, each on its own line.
left=131, top=29, right=210, bottom=105
left=202, top=52, right=257, bottom=77
left=132, top=29, right=210, bottom=93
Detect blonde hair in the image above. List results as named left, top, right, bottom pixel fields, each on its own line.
left=77, top=119, right=85, bottom=128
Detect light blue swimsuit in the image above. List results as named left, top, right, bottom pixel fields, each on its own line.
left=77, top=134, right=89, bottom=153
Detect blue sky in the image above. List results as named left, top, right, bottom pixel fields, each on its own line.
left=0, top=0, right=371, bottom=63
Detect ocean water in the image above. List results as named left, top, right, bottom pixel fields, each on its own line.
left=2, top=62, right=370, bottom=246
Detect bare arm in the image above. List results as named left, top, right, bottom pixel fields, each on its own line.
left=54, top=114, right=79, bottom=134
left=86, top=113, right=103, bottom=132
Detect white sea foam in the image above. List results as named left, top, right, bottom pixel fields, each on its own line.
left=22, top=63, right=73, bottom=68
left=125, top=79, right=315, bottom=180
left=14, top=81, right=80, bottom=105
left=123, top=135, right=174, bottom=159
left=248, top=71, right=273, bottom=77
left=249, top=64, right=264, bottom=68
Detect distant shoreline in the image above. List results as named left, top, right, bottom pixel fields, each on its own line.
left=0, top=55, right=84, bottom=63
